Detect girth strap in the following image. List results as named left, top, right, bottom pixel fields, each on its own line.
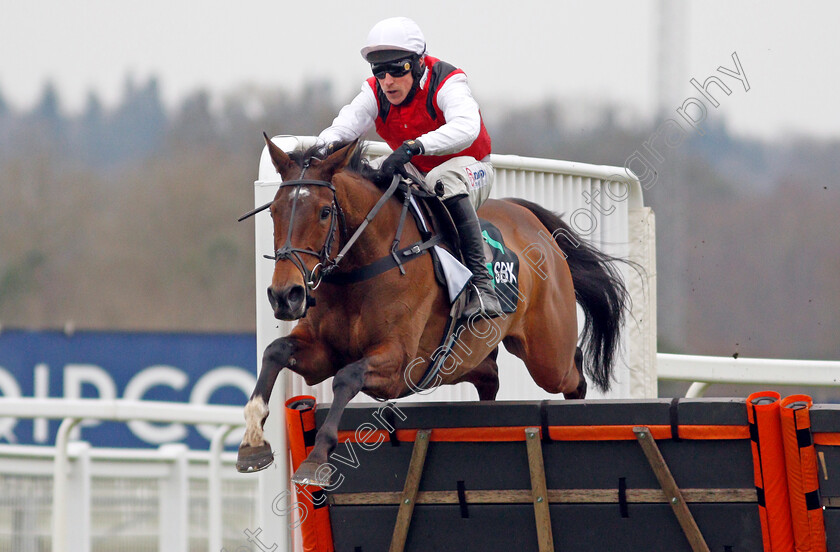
left=322, top=236, right=441, bottom=285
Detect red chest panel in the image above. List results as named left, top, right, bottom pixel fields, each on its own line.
left=368, top=56, right=491, bottom=173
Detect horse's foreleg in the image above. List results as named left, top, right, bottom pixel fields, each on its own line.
left=291, top=358, right=368, bottom=486
left=236, top=337, right=295, bottom=473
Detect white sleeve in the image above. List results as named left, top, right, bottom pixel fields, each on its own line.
left=318, top=83, right=377, bottom=146
left=416, top=73, right=482, bottom=156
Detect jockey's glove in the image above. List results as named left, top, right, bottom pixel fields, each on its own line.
left=319, top=142, right=337, bottom=158
left=381, top=140, right=425, bottom=177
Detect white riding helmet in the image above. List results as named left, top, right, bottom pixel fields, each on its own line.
left=360, top=17, right=426, bottom=62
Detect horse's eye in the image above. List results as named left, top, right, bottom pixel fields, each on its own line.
left=320, top=206, right=331, bottom=220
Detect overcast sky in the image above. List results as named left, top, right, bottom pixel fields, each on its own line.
left=2, top=0, right=838, bottom=140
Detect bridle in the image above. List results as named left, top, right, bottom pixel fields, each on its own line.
left=241, top=161, right=404, bottom=314
left=263, top=178, right=343, bottom=295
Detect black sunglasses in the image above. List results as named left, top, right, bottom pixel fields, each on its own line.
left=371, top=59, right=412, bottom=80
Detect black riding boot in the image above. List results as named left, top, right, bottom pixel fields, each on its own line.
left=444, top=195, right=504, bottom=319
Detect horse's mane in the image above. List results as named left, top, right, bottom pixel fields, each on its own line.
left=289, top=141, right=389, bottom=189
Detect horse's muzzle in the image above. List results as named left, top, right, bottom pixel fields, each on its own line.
left=267, top=285, right=307, bottom=320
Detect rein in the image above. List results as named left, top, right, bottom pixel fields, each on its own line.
left=330, top=173, right=403, bottom=269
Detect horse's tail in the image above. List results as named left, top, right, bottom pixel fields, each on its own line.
left=505, top=198, right=631, bottom=393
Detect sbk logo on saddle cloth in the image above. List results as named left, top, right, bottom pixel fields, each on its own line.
left=479, top=220, right=520, bottom=314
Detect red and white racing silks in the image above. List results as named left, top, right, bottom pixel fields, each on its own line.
left=318, top=56, right=491, bottom=173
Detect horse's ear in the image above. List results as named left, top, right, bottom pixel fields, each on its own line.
left=263, top=132, right=293, bottom=177
left=313, top=140, right=359, bottom=177
left=332, top=140, right=359, bottom=169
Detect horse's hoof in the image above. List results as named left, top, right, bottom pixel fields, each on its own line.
left=236, top=441, right=274, bottom=473
left=292, top=460, right=333, bottom=487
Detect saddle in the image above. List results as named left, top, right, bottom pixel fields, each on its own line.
left=398, top=181, right=463, bottom=288
left=402, top=178, right=521, bottom=314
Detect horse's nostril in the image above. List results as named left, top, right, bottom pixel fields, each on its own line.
left=267, top=285, right=306, bottom=319
left=267, top=287, right=279, bottom=309
left=287, top=285, right=305, bottom=307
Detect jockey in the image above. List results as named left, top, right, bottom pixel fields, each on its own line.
left=318, top=16, right=503, bottom=319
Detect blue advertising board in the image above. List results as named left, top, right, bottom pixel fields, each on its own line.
left=0, top=329, right=256, bottom=449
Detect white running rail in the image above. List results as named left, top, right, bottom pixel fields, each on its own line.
left=0, top=398, right=246, bottom=552
left=657, top=353, right=840, bottom=398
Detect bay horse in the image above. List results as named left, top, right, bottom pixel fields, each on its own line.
left=237, top=136, right=630, bottom=485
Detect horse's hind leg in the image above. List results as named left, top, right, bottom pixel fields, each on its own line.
left=293, top=358, right=368, bottom=486
left=503, top=316, right=581, bottom=398
left=454, top=347, right=500, bottom=400
left=293, top=345, right=410, bottom=486
left=564, top=347, right=587, bottom=400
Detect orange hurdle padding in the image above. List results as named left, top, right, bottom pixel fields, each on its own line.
left=780, top=395, right=827, bottom=552
left=285, top=395, right=334, bottom=552
left=747, top=391, right=795, bottom=552
left=336, top=424, right=749, bottom=444
left=547, top=424, right=748, bottom=441
left=813, top=432, right=840, bottom=446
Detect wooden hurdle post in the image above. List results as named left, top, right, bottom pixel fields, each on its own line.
left=390, top=430, right=431, bottom=552
left=634, top=426, right=710, bottom=552
left=525, top=427, right=555, bottom=551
